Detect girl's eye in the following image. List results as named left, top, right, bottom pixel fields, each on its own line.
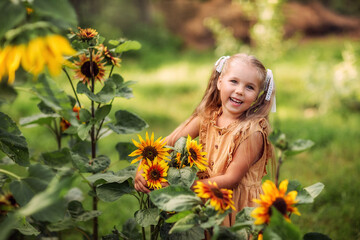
left=246, top=85, right=254, bottom=90
left=230, top=80, right=237, bottom=84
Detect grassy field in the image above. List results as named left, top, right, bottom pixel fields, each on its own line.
left=1, top=36, right=359, bottom=239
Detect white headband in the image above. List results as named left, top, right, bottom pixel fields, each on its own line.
left=215, top=56, right=230, bottom=73
left=265, top=69, right=276, bottom=112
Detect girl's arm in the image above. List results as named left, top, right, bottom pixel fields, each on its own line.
left=164, top=115, right=201, bottom=146
left=134, top=116, right=201, bottom=193
left=194, top=131, right=264, bottom=189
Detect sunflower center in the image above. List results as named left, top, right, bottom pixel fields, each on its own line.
left=150, top=169, right=160, bottom=180
left=269, top=197, right=287, bottom=216
left=211, top=188, right=224, bottom=199
left=81, top=61, right=99, bottom=78
left=142, top=146, right=158, bottom=161
left=189, top=148, right=198, bottom=160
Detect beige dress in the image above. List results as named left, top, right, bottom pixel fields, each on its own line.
left=198, top=109, right=273, bottom=226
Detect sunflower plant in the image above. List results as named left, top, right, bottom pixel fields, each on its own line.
left=0, top=0, right=149, bottom=239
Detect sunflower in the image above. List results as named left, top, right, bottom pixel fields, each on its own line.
left=194, top=181, right=235, bottom=213
left=97, top=44, right=121, bottom=67
left=0, top=34, right=76, bottom=84
left=186, top=135, right=207, bottom=171
left=60, top=106, right=81, bottom=132
left=129, top=132, right=170, bottom=165
left=73, top=51, right=106, bottom=85
left=141, top=157, right=169, bottom=190
left=251, top=179, right=300, bottom=225
left=76, top=27, right=98, bottom=41
left=0, top=193, right=19, bottom=215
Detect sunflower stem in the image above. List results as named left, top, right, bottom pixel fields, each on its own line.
left=275, top=152, right=283, bottom=187
left=141, top=227, right=146, bottom=240
left=53, top=119, right=61, bottom=150
left=108, top=65, right=114, bottom=78
left=0, top=169, right=21, bottom=180
left=89, top=48, right=99, bottom=240
left=63, top=68, right=82, bottom=108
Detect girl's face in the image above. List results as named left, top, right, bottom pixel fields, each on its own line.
left=217, top=60, right=261, bottom=119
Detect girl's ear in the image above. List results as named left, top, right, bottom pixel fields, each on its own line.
left=217, top=78, right=221, bottom=90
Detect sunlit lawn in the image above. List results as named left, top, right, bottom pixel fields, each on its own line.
left=1, top=36, right=359, bottom=239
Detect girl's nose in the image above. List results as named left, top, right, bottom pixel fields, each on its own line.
left=235, top=86, right=244, bottom=95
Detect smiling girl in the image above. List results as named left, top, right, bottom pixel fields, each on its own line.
left=135, top=53, right=276, bottom=226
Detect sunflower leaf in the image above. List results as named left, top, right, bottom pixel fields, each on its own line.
left=96, top=181, right=133, bottom=202
left=0, top=112, right=29, bottom=166
left=115, top=40, right=142, bottom=53
left=40, top=148, right=72, bottom=168
left=71, top=153, right=110, bottom=173
left=149, top=185, right=202, bottom=212
left=77, top=82, right=115, bottom=104
left=263, top=208, right=302, bottom=240
left=169, top=213, right=199, bottom=234
left=108, top=110, right=148, bottom=134
left=134, top=208, right=159, bottom=227
left=167, top=167, right=197, bottom=188
left=284, top=139, right=315, bottom=156
left=115, top=142, right=137, bottom=161
left=0, top=0, right=26, bottom=40
left=296, top=182, right=325, bottom=204
left=33, top=0, right=77, bottom=28
left=20, top=113, right=60, bottom=127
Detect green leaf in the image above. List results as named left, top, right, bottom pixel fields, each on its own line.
left=303, top=232, right=331, bottom=240
left=108, top=40, right=120, bottom=46
left=149, top=185, right=202, bottom=212
left=297, top=182, right=324, bottom=204
left=10, top=164, right=55, bottom=206
left=134, top=208, right=159, bottom=227
left=18, top=173, right=75, bottom=218
left=0, top=112, right=29, bottom=166
left=0, top=0, right=26, bottom=39
left=166, top=210, right=193, bottom=223
left=285, top=139, right=314, bottom=156
left=167, top=167, right=197, bottom=188
left=174, top=137, right=187, bottom=155
left=67, top=200, right=102, bottom=221
left=96, top=181, right=133, bottom=202
left=169, top=213, right=199, bottom=234
left=33, top=74, right=73, bottom=114
left=33, top=0, right=77, bottom=27
left=77, top=81, right=116, bottom=103
left=41, top=148, right=72, bottom=167
left=97, top=80, right=117, bottom=102
left=212, top=225, right=243, bottom=240
left=77, top=123, right=93, bottom=140
left=71, top=153, right=110, bottom=173
left=269, top=130, right=288, bottom=151
left=109, top=74, right=135, bottom=99
left=87, top=165, right=136, bottom=185
left=20, top=113, right=59, bottom=127
left=14, top=216, right=40, bottom=236
left=120, top=218, right=142, bottom=240
left=108, top=110, right=148, bottom=134
left=79, top=108, right=92, bottom=122
left=115, top=40, right=142, bottom=53
left=263, top=208, right=302, bottom=240
left=0, top=83, right=18, bottom=106
left=115, top=142, right=137, bottom=161
left=287, top=180, right=302, bottom=192
left=95, top=104, right=112, bottom=122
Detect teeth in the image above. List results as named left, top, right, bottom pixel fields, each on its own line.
left=230, top=97, right=242, bottom=104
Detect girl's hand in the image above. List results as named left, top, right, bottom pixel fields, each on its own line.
left=134, top=167, right=151, bottom=194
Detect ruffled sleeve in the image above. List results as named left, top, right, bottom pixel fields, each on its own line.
left=226, top=118, right=272, bottom=168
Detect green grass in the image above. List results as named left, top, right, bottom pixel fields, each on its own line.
left=1, top=36, right=360, bottom=239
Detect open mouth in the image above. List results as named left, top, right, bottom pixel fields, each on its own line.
left=230, top=97, right=243, bottom=104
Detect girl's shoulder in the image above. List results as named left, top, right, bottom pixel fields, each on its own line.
left=235, top=117, right=270, bottom=135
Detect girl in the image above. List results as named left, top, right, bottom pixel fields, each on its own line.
left=134, top=53, right=276, bottom=226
